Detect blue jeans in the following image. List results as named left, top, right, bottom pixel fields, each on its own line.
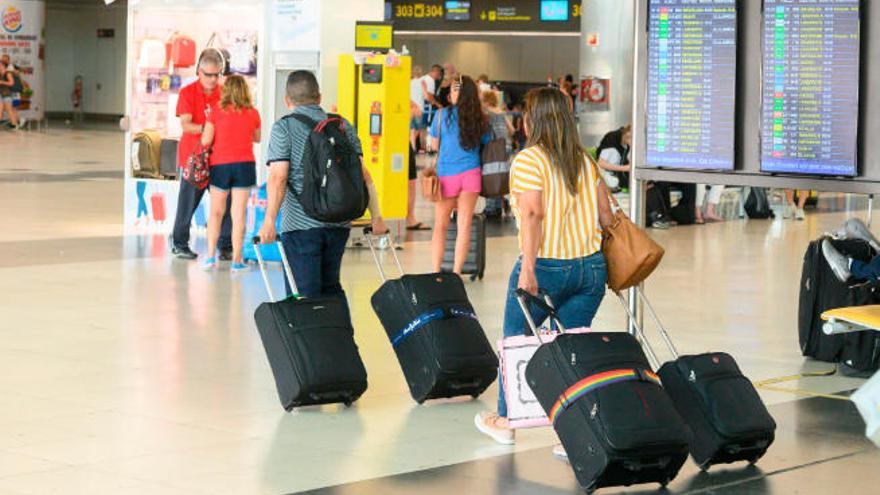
left=279, top=227, right=351, bottom=315
left=851, top=257, right=880, bottom=281
left=172, top=176, right=232, bottom=250
left=497, top=252, right=607, bottom=417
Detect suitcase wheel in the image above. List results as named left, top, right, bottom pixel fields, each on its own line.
left=660, top=477, right=670, bottom=488
left=343, top=400, right=353, bottom=408
left=470, top=393, right=479, bottom=399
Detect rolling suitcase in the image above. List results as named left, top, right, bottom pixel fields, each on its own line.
left=519, top=290, right=690, bottom=492
left=365, top=229, right=497, bottom=404
left=620, top=287, right=777, bottom=471
left=440, top=213, right=486, bottom=281
left=252, top=237, right=368, bottom=411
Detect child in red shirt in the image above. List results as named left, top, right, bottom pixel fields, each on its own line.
left=200, top=75, right=261, bottom=271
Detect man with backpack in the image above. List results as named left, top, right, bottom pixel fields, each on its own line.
left=258, top=70, right=387, bottom=309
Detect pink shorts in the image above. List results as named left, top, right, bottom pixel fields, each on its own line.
left=439, top=168, right=482, bottom=198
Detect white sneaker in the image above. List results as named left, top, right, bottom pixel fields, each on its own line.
left=474, top=412, right=515, bottom=445
left=782, top=205, right=794, bottom=219
left=552, top=444, right=569, bottom=461
left=822, top=240, right=852, bottom=283
left=795, top=208, right=806, bottom=221
left=844, top=218, right=880, bottom=251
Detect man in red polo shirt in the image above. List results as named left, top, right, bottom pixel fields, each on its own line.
left=170, top=49, right=232, bottom=259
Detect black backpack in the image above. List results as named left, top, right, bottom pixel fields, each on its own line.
left=286, top=114, right=369, bottom=223
left=744, top=187, right=774, bottom=219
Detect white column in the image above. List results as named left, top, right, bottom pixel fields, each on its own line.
left=578, top=0, right=634, bottom=148
left=318, top=0, right=383, bottom=110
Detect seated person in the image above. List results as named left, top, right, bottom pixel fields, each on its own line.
left=823, top=218, right=880, bottom=282
left=596, top=125, right=632, bottom=190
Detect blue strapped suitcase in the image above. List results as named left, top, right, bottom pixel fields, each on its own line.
left=366, top=231, right=497, bottom=403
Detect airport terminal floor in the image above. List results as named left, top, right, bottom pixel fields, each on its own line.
left=1, top=125, right=879, bottom=494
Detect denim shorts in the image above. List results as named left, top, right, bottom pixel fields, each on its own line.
left=210, top=162, right=256, bottom=191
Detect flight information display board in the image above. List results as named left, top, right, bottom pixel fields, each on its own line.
left=646, top=0, right=738, bottom=170
left=760, top=0, right=861, bottom=176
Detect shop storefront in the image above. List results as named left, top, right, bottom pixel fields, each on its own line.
left=123, top=0, right=270, bottom=234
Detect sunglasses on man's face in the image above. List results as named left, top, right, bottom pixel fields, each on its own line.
left=201, top=70, right=221, bottom=79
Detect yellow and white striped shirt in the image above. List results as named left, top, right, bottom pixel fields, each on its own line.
left=509, top=146, right=603, bottom=260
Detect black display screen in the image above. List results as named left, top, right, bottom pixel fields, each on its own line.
left=760, top=0, right=860, bottom=176
left=645, top=0, right=738, bottom=170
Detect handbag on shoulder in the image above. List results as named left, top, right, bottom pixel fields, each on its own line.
left=420, top=167, right=441, bottom=202
left=591, top=157, right=664, bottom=291
left=421, top=108, right=443, bottom=203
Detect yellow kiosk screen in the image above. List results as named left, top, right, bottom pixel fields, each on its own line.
left=355, top=22, right=393, bottom=52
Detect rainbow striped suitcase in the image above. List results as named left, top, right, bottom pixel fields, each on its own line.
left=518, top=291, right=690, bottom=493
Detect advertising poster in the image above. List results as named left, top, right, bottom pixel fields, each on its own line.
left=271, top=0, right=319, bottom=52
left=0, top=0, right=45, bottom=121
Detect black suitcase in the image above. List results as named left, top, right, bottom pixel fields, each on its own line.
left=252, top=237, right=367, bottom=411
left=440, top=213, right=486, bottom=281
left=620, top=287, right=776, bottom=471
left=366, top=230, right=497, bottom=404
left=799, top=237, right=877, bottom=362
left=159, top=139, right=178, bottom=179
left=519, top=290, right=690, bottom=492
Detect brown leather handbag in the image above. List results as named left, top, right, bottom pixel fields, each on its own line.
left=421, top=108, right=443, bottom=203
left=421, top=167, right=441, bottom=202
left=592, top=159, right=665, bottom=292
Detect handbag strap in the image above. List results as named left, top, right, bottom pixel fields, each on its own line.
left=432, top=108, right=443, bottom=170
left=587, top=153, right=621, bottom=212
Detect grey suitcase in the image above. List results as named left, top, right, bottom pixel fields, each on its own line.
left=440, top=213, right=486, bottom=281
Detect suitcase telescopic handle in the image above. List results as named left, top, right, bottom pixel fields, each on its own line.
left=515, top=288, right=566, bottom=345
left=252, top=236, right=298, bottom=302
left=614, top=286, right=679, bottom=370
left=363, top=226, right=404, bottom=282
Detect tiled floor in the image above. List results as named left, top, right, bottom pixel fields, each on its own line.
left=0, top=125, right=878, bottom=494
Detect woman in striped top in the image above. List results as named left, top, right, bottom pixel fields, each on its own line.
left=475, top=88, right=614, bottom=446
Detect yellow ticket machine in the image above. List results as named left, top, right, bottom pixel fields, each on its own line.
left=338, top=53, right=411, bottom=221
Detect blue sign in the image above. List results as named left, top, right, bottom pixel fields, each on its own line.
left=540, top=0, right=569, bottom=22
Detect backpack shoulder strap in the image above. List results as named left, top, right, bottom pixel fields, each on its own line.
left=315, top=114, right=346, bottom=135
left=283, top=112, right=318, bottom=130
